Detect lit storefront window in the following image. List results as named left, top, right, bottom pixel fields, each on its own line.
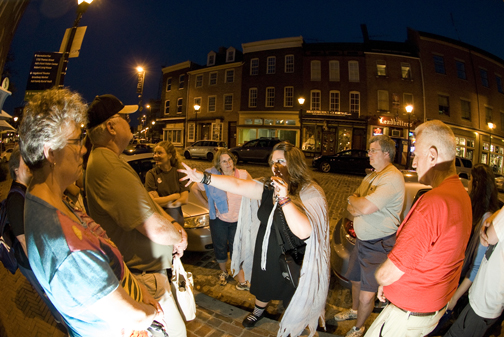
left=338, top=128, right=353, bottom=153
left=456, top=136, right=474, bottom=161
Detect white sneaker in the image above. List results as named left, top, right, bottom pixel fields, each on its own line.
left=346, top=326, right=365, bottom=337
left=334, top=308, right=358, bottom=321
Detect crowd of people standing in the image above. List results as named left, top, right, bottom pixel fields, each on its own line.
left=3, top=87, right=504, bottom=337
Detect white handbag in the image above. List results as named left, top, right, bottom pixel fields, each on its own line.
left=171, top=256, right=196, bottom=321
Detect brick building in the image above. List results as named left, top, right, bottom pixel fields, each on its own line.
left=157, top=27, right=504, bottom=172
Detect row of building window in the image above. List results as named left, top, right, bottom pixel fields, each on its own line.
left=433, top=55, right=504, bottom=93
left=166, top=70, right=236, bottom=92
left=165, top=95, right=235, bottom=115
left=437, top=94, right=504, bottom=128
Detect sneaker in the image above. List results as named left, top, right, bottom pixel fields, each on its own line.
left=345, top=326, right=365, bottom=337
left=235, top=282, right=250, bottom=291
left=242, top=312, right=264, bottom=328
left=334, top=308, right=358, bottom=321
left=219, top=271, right=229, bottom=286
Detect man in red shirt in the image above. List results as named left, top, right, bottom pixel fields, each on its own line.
left=364, top=120, right=472, bottom=337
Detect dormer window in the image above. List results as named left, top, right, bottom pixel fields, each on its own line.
left=207, top=51, right=216, bottom=66
left=226, top=47, right=236, bottom=63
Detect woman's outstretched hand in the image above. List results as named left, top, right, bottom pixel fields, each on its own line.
left=178, top=162, right=203, bottom=187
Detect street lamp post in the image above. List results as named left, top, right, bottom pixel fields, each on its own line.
left=298, top=97, right=305, bottom=149
left=55, top=0, right=93, bottom=87
left=136, top=66, right=146, bottom=129
left=488, top=122, right=495, bottom=168
left=405, top=104, right=414, bottom=170
left=194, top=104, right=200, bottom=141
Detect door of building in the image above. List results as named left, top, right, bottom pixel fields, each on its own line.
left=228, top=122, right=237, bottom=148
left=321, top=130, right=337, bottom=155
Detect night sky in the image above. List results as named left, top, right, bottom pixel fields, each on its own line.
left=4, top=0, right=504, bottom=126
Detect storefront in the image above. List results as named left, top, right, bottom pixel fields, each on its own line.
left=236, top=111, right=299, bottom=147
left=368, top=116, right=414, bottom=166
left=300, top=110, right=365, bottom=157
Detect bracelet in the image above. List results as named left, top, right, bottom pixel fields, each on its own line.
left=347, top=197, right=351, bottom=205
left=278, top=196, right=291, bottom=207
left=201, top=171, right=212, bottom=185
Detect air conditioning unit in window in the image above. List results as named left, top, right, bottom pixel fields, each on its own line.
left=391, top=130, right=401, bottom=137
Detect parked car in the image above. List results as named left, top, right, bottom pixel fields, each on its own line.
left=312, top=149, right=372, bottom=175
left=230, top=137, right=281, bottom=163
left=131, top=138, right=149, bottom=145
left=183, top=140, right=227, bottom=161
left=123, top=143, right=154, bottom=155
left=330, top=170, right=469, bottom=288
left=455, top=156, right=473, bottom=179
left=1, top=148, right=13, bottom=162
left=120, top=152, right=213, bottom=252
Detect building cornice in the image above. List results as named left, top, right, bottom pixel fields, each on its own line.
left=188, top=62, right=243, bottom=75
left=162, top=61, right=192, bottom=74
left=242, top=36, right=304, bottom=54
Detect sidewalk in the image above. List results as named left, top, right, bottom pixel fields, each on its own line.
left=0, top=264, right=336, bottom=337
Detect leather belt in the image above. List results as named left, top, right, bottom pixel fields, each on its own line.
left=394, top=303, right=447, bottom=317
left=129, top=268, right=167, bottom=276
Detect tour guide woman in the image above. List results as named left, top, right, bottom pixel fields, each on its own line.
left=19, top=88, right=164, bottom=337
left=180, top=141, right=329, bottom=337
left=145, top=140, right=189, bottom=226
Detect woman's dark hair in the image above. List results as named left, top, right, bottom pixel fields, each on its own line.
left=268, top=141, right=312, bottom=196
left=461, top=163, right=499, bottom=280
left=469, top=164, right=499, bottom=227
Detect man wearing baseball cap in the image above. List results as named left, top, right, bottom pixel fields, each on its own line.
left=85, top=94, right=188, bottom=337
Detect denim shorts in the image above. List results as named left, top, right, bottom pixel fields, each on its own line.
left=345, top=233, right=396, bottom=292
left=209, top=218, right=238, bottom=263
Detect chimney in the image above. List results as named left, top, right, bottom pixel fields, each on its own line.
left=361, top=24, right=370, bottom=42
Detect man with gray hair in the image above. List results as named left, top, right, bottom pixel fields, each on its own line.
left=335, top=135, right=405, bottom=337
left=365, top=120, right=472, bottom=337
left=85, top=94, right=188, bottom=337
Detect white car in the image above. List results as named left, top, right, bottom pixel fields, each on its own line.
left=1, top=148, right=14, bottom=162
left=183, top=141, right=227, bottom=161
left=120, top=152, right=213, bottom=252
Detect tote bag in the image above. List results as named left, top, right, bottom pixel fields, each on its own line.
left=171, top=256, right=196, bottom=321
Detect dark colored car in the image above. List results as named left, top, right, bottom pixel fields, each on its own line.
left=230, top=137, right=281, bottom=163
left=312, top=149, right=372, bottom=175
left=119, top=152, right=213, bottom=252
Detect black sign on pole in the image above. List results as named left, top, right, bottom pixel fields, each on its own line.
left=137, top=71, right=145, bottom=94
left=25, top=52, right=63, bottom=101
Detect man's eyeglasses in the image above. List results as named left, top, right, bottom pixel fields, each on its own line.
left=367, top=149, right=382, bottom=154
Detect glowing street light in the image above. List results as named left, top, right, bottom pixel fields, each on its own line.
left=194, top=104, right=201, bottom=141
left=405, top=104, right=414, bottom=170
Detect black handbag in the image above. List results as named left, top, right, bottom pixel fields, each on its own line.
left=273, top=207, right=303, bottom=288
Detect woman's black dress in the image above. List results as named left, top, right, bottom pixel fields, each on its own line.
left=250, top=186, right=306, bottom=302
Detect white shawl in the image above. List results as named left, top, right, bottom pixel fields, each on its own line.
left=231, top=181, right=330, bottom=337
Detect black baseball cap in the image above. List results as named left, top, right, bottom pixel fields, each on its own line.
left=87, top=94, right=137, bottom=129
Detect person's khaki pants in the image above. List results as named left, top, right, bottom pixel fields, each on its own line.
left=364, top=303, right=446, bottom=337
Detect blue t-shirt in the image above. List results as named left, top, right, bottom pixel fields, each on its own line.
left=25, top=193, right=124, bottom=337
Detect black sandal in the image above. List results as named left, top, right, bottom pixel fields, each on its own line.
left=242, top=312, right=264, bottom=328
